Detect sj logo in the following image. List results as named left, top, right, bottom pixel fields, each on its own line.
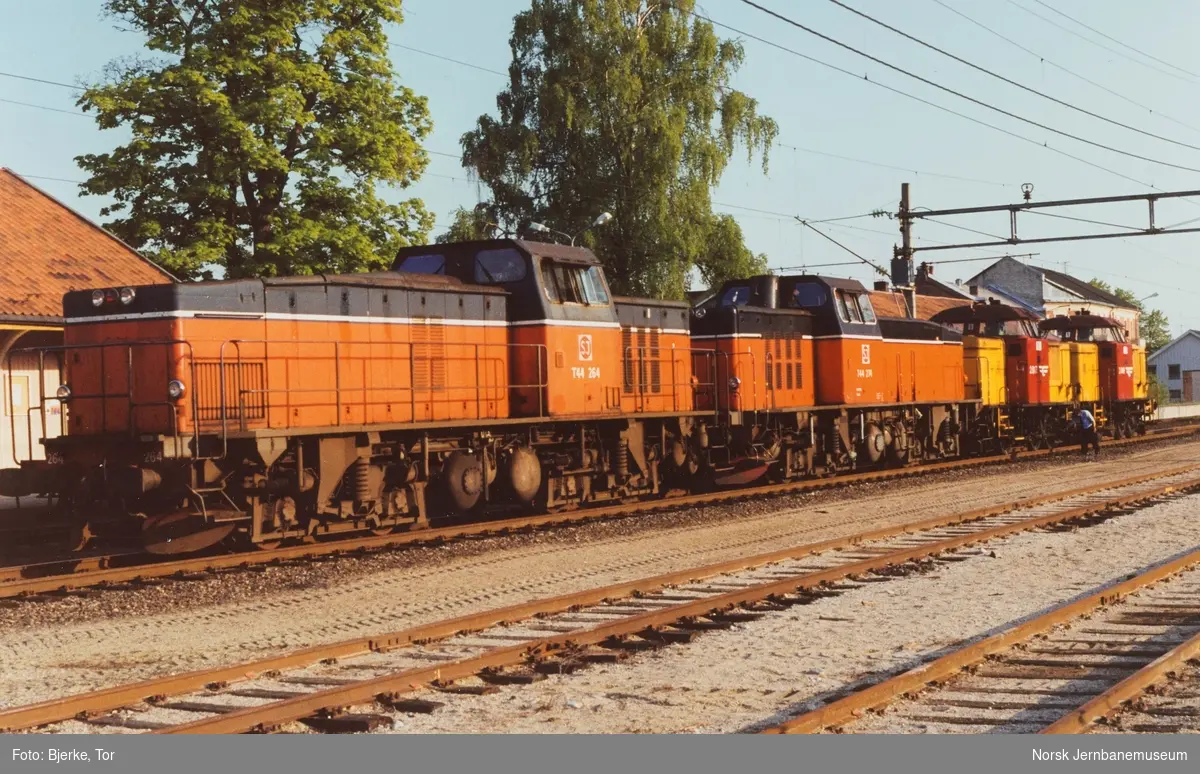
left=860, top=343, right=871, bottom=365
left=578, top=334, right=593, bottom=362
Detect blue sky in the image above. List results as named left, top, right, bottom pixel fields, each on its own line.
left=2, top=0, right=1200, bottom=334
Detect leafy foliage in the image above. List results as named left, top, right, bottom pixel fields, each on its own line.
left=462, top=0, right=777, bottom=299
left=1087, top=279, right=1170, bottom=352
left=77, top=0, right=434, bottom=280
left=436, top=206, right=497, bottom=243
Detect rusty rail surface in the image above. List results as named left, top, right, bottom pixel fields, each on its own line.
left=2, top=425, right=1196, bottom=599
left=762, top=530, right=1200, bottom=734
left=1040, top=628, right=1200, bottom=734
left=3, top=467, right=1196, bottom=734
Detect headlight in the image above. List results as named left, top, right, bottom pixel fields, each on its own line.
left=693, top=307, right=707, bottom=319
left=167, top=380, right=186, bottom=400
left=728, top=376, right=742, bottom=392
left=91, top=290, right=104, bottom=307
left=118, top=287, right=137, bottom=305
left=55, top=384, right=72, bottom=401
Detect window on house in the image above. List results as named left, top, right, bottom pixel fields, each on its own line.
left=1170, top=389, right=1183, bottom=401
left=1169, top=364, right=1181, bottom=380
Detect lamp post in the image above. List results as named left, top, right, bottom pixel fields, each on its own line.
left=1137, top=292, right=1158, bottom=304
left=528, top=212, right=614, bottom=246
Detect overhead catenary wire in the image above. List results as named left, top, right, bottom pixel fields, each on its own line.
left=928, top=0, right=1200, bottom=136
left=1005, top=0, right=1200, bottom=87
left=735, top=0, right=1200, bottom=174
left=0, top=97, right=86, bottom=117
left=0, top=71, right=79, bottom=91
left=776, top=251, right=1037, bottom=271
left=823, top=0, right=1200, bottom=153
left=390, top=43, right=506, bottom=77
left=794, top=217, right=889, bottom=276
left=780, top=143, right=1013, bottom=187
left=695, top=13, right=1180, bottom=195
left=1029, top=0, right=1200, bottom=81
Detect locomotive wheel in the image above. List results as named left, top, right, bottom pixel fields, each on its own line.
left=862, top=422, right=887, bottom=465
left=1026, top=419, right=1050, bottom=451
left=442, top=452, right=483, bottom=513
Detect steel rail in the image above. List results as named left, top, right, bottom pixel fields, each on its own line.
left=1040, top=628, right=1200, bottom=734
left=761, top=533, right=1200, bottom=734
left=2, top=467, right=1191, bottom=734
left=2, top=425, right=1194, bottom=597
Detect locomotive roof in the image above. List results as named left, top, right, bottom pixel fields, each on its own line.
left=929, top=301, right=1040, bottom=325
left=613, top=295, right=691, bottom=309
left=393, top=238, right=602, bottom=267
left=1038, top=312, right=1122, bottom=332
left=263, top=270, right=506, bottom=294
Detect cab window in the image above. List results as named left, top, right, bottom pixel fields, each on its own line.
left=397, top=254, right=445, bottom=274
left=855, top=293, right=877, bottom=323
left=789, top=282, right=828, bottom=309
left=474, top=248, right=526, bottom=284
left=721, top=286, right=751, bottom=307
left=541, top=261, right=610, bottom=305
left=837, top=291, right=862, bottom=323
left=835, top=292, right=851, bottom=323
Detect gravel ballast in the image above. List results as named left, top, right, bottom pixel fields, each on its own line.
left=0, top=440, right=1196, bottom=714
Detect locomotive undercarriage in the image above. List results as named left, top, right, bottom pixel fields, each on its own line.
left=968, top=401, right=1150, bottom=455
left=16, top=401, right=1050, bottom=555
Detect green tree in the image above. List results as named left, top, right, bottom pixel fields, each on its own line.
left=462, top=0, right=777, bottom=299
left=436, top=206, right=496, bottom=243
left=1088, top=278, right=1171, bottom=352
left=77, top=0, right=434, bottom=280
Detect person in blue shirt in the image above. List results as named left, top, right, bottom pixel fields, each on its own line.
left=1076, top=407, right=1099, bottom=459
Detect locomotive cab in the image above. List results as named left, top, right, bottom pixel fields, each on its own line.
left=1039, top=311, right=1140, bottom=403
left=776, top=275, right=962, bottom=406
left=931, top=301, right=1048, bottom=406
left=692, top=274, right=815, bottom=413
left=394, top=239, right=623, bottom=417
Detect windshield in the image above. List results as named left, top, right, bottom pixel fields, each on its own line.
left=397, top=254, right=445, bottom=274
left=541, top=261, right=610, bottom=305
left=720, top=286, right=752, bottom=307
left=789, top=282, right=827, bottom=309
left=474, top=248, right=526, bottom=284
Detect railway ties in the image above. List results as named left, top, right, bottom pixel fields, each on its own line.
left=761, top=551, right=1200, bottom=735
left=4, top=466, right=1200, bottom=735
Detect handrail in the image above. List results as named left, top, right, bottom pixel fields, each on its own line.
left=214, top=338, right=549, bottom=447
left=5, top=339, right=199, bottom=464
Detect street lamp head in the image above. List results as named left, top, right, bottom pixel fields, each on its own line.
left=592, top=212, right=614, bottom=227
left=528, top=222, right=550, bottom=235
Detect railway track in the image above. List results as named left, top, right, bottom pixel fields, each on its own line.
left=761, top=531, right=1200, bottom=734
left=2, top=425, right=1196, bottom=603
left=2, top=465, right=1197, bottom=735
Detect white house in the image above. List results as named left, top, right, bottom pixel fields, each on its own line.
left=1147, top=330, right=1200, bottom=402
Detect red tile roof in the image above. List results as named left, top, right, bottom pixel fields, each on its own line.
left=0, top=169, right=173, bottom=323
left=868, top=290, right=969, bottom=320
